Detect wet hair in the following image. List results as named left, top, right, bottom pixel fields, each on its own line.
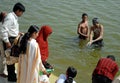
left=92, top=18, right=99, bottom=25
left=0, top=12, right=4, bottom=22
left=107, top=55, right=115, bottom=61
left=64, top=66, right=77, bottom=83
left=19, top=25, right=39, bottom=54
left=82, top=13, right=88, bottom=18
left=13, top=2, right=25, bottom=12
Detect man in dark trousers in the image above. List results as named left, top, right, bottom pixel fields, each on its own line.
left=92, top=55, right=119, bottom=83
left=0, top=2, right=25, bottom=82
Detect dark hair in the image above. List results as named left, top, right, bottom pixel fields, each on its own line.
left=107, top=55, right=115, bottom=61
left=82, top=13, right=88, bottom=18
left=64, top=77, right=73, bottom=83
left=13, top=2, right=25, bottom=12
left=64, top=66, right=77, bottom=83
left=0, top=12, right=4, bottom=22
left=19, top=25, right=39, bottom=54
left=92, top=18, right=99, bottom=25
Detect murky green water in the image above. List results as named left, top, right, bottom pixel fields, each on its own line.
left=0, top=0, right=120, bottom=82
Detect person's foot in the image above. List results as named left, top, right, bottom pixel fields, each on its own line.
left=0, top=73, right=7, bottom=78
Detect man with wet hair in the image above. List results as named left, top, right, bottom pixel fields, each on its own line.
left=92, top=55, right=119, bottom=83
left=87, top=18, right=104, bottom=47
left=0, top=2, right=25, bottom=82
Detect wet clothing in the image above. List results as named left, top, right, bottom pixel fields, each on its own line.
left=92, top=58, right=119, bottom=83
left=92, top=24, right=104, bottom=47
left=79, top=34, right=87, bottom=40
left=36, top=25, right=52, bottom=62
left=92, top=38, right=103, bottom=47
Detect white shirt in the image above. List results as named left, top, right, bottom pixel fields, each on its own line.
left=57, top=74, right=76, bottom=83
left=0, top=12, right=19, bottom=43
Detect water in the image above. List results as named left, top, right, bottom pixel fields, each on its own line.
left=0, top=0, right=120, bottom=82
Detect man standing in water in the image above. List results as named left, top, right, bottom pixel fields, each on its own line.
left=0, top=2, right=25, bottom=82
left=87, top=18, right=103, bottom=47
left=77, top=13, right=89, bottom=40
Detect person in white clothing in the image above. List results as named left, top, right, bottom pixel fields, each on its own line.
left=0, top=2, right=25, bottom=82
left=17, top=25, right=49, bottom=83
left=56, top=66, right=77, bottom=83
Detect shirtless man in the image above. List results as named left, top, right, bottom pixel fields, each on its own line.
left=87, top=18, right=104, bottom=47
left=77, top=13, right=89, bottom=40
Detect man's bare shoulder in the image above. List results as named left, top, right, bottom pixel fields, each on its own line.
left=99, top=24, right=103, bottom=28
left=90, top=25, right=94, bottom=30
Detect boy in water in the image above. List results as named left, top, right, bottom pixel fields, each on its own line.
left=77, top=13, right=89, bottom=40
left=87, top=18, right=104, bottom=47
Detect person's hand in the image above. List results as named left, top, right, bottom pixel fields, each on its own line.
left=87, top=41, right=93, bottom=47
left=6, top=42, right=11, bottom=48
left=19, top=32, right=24, bottom=35
left=42, top=70, right=51, bottom=77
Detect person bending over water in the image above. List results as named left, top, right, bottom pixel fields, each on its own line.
left=36, top=25, right=53, bottom=72
left=92, top=55, right=119, bottom=83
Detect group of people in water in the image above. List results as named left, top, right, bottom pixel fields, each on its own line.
left=77, top=13, right=103, bottom=47
left=0, top=2, right=119, bottom=83
left=77, top=13, right=119, bottom=83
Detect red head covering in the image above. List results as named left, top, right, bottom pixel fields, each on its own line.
left=36, top=25, right=52, bottom=62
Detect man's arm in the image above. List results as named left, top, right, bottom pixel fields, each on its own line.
left=86, top=24, right=89, bottom=37
left=77, top=23, right=80, bottom=34
left=1, top=16, right=12, bottom=48
left=87, top=26, right=93, bottom=46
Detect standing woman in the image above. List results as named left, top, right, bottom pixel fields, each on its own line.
left=36, top=25, right=53, bottom=69
left=17, top=25, right=46, bottom=83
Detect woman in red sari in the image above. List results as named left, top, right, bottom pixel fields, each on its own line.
left=36, top=25, right=53, bottom=69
